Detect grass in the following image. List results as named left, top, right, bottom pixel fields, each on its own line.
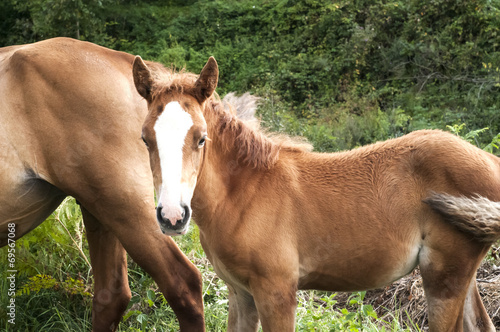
left=0, top=198, right=424, bottom=331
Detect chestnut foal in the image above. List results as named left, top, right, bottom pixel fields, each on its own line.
left=135, top=57, right=500, bottom=331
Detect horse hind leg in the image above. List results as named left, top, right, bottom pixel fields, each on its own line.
left=419, top=249, right=474, bottom=331
left=421, top=193, right=500, bottom=331
left=418, top=227, right=492, bottom=331
left=82, top=208, right=131, bottom=332
left=463, top=279, right=495, bottom=332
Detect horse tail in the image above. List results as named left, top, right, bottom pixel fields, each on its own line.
left=424, top=193, right=500, bottom=243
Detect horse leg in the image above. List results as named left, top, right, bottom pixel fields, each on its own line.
left=82, top=208, right=131, bottom=332
left=250, top=279, right=297, bottom=332
left=227, top=284, right=259, bottom=332
left=419, top=240, right=490, bottom=332
left=98, top=214, right=205, bottom=331
left=123, top=234, right=204, bottom=330
left=66, top=172, right=204, bottom=330
left=463, top=278, right=495, bottom=332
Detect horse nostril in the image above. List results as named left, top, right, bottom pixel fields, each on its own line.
left=156, top=205, right=163, bottom=221
left=181, top=204, right=190, bottom=223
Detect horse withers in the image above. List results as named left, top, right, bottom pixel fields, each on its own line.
left=135, top=57, right=500, bottom=331
left=0, top=38, right=206, bottom=331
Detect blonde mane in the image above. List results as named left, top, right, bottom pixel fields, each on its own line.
left=206, top=98, right=312, bottom=169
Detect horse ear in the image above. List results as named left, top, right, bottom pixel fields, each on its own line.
left=133, top=56, right=153, bottom=102
left=192, top=57, right=218, bottom=103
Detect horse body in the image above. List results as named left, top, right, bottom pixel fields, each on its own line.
left=1, top=38, right=205, bottom=331
left=195, top=124, right=493, bottom=263
left=0, top=45, right=61, bottom=240
left=137, top=57, right=500, bottom=331
left=0, top=38, right=144, bottom=241
left=194, top=113, right=499, bottom=331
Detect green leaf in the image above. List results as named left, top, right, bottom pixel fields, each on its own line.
left=136, top=313, right=148, bottom=329
left=147, top=289, right=156, bottom=302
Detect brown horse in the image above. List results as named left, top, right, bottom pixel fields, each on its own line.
left=0, top=38, right=207, bottom=331
left=135, top=57, right=500, bottom=331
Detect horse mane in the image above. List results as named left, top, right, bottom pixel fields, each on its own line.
left=206, top=96, right=312, bottom=169
left=222, top=92, right=259, bottom=122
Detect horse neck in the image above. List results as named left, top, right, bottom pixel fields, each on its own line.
left=192, top=129, right=240, bottom=217
left=192, top=103, right=264, bottom=228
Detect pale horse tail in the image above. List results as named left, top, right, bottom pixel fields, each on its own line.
left=424, top=193, right=500, bottom=243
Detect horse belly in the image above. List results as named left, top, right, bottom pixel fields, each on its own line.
left=0, top=168, right=65, bottom=246
left=298, top=237, right=421, bottom=292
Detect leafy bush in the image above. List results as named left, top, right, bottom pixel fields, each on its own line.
left=2, top=0, right=499, bottom=147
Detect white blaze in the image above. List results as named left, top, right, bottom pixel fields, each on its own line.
left=154, top=101, right=193, bottom=221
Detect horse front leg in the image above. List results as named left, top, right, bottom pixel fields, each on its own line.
left=82, top=208, right=131, bottom=332
left=148, top=239, right=205, bottom=331
left=227, top=283, right=259, bottom=332
left=72, top=169, right=204, bottom=331
left=109, top=220, right=205, bottom=331
left=250, top=278, right=297, bottom=332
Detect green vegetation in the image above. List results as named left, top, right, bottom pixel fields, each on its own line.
left=1, top=0, right=499, bottom=330
left=1, top=0, right=499, bottom=152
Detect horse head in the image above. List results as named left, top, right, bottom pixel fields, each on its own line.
left=133, top=56, right=218, bottom=235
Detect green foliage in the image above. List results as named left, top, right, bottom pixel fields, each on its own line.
left=446, top=123, right=500, bottom=155
left=17, top=274, right=91, bottom=297
left=16, top=274, right=57, bottom=295
left=0, top=198, right=92, bottom=330
left=483, top=133, right=500, bottom=154
left=14, top=198, right=89, bottom=278
left=1, top=0, right=499, bottom=149
left=258, top=86, right=411, bottom=152
left=5, top=0, right=112, bottom=44
left=295, top=291, right=415, bottom=332
left=446, top=123, right=489, bottom=144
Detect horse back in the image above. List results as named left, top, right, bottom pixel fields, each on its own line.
left=1, top=38, right=148, bottom=188
left=401, top=130, right=500, bottom=199
left=309, top=129, right=500, bottom=200
left=283, top=130, right=500, bottom=290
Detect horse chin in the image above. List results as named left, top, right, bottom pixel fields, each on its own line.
left=159, top=221, right=190, bottom=236
left=176, top=228, right=189, bottom=236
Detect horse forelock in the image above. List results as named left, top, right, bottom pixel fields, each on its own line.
left=145, top=61, right=199, bottom=100
left=205, top=99, right=312, bottom=169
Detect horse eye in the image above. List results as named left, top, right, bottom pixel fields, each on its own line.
left=198, top=136, right=207, bottom=147
left=141, top=136, right=149, bottom=148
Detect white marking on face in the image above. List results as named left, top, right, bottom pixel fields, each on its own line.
left=154, top=101, right=193, bottom=220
